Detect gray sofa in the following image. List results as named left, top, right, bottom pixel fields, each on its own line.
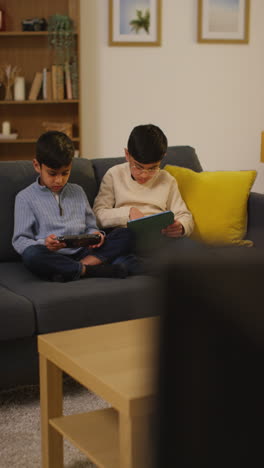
left=0, top=146, right=263, bottom=389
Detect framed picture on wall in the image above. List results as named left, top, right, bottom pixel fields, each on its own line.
left=197, top=0, right=250, bottom=44
left=109, top=0, right=161, bottom=46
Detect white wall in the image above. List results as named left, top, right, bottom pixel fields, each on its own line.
left=80, top=0, right=264, bottom=193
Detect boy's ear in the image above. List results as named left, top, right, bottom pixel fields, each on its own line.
left=124, top=148, right=130, bottom=161
left=33, top=158, right=41, bottom=174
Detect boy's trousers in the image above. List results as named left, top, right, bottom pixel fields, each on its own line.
left=22, top=228, right=132, bottom=282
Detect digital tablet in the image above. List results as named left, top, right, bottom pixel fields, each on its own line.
left=127, top=211, right=174, bottom=237
left=56, top=234, right=101, bottom=248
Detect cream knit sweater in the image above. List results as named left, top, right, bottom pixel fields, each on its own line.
left=93, top=163, right=194, bottom=236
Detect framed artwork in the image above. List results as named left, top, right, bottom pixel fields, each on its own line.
left=109, top=0, right=161, bottom=46
left=197, top=0, right=250, bottom=44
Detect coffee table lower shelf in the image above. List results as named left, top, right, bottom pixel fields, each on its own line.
left=50, top=407, right=118, bottom=468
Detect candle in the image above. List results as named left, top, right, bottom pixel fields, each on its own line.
left=14, top=77, right=25, bottom=101
left=2, top=121, right=11, bottom=135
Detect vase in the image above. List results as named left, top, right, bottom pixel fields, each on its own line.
left=14, top=76, right=25, bottom=100
left=4, top=83, right=13, bottom=100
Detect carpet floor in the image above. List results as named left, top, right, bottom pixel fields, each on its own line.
left=0, top=377, right=110, bottom=468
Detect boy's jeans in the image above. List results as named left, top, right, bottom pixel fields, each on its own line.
left=22, top=228, right=132, bottom=282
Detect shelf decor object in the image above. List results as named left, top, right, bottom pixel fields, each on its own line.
left=21, top=17, right=47, bottom=32
left=0, top=6, right=5, bottom=31
left=2, top=120, right=10, bottom=135
left=14, top=76, right=25, bottom=100
left=0, top=64, right=21, bottom=100
left=0, top=133, right=18, bottom=140
left=0, top=120, right=18, bottom=140
left=197, top=0, right=250, bottom=44
left=109, top=0, right=162, bottom=46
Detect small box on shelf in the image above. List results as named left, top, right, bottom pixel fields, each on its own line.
left=42, top=121, right=73, bottom=137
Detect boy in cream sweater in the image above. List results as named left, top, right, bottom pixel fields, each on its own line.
left=93, top=124, right=194, bottom=272
left=94, top=124, right=193, bottom=235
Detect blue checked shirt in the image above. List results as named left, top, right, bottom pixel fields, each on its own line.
left=12, top=178, right=99, bottom=255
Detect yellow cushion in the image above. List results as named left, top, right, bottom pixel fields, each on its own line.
left=164, top=165, right=257, bottom=246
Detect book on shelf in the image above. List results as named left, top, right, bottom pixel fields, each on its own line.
left=42, top=68, right=52, bottom=100
left=42, top=68, right=47, bottom=100
left=51, top=65, right=57, bottom=100
left=28, top=72, right=43, bottom=101
left=64, top=62, right=73, bottom=100
left=46, top=69, right=52, bottom=100
left=56, top=64, right=64, bottom=100
left=51, top=64, right=65, bottom=100
left=71, top=61, right=79, bottom=99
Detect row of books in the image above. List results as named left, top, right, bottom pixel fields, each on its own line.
left=28, top=63, right=77, bottom=101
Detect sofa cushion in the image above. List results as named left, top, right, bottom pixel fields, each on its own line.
left=0, top=282, right=35, bottom=340
left=0, top=263, right=157, bottom=335
left=0, top=158, right=97, bottom=262
left=165, top=165, right=257, bottom=246
left=161, top=146, right=203, bottom=172
left=69, top=158, right=98, bottom=206
left=92, top=157, right=126, bottom=188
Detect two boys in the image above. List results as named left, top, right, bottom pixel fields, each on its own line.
left=13, top=125, right=194, bottom=281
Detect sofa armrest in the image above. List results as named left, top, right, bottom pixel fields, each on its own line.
left=247, top=192, right=264, bottom=248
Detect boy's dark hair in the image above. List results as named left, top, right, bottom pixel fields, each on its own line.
left=36, top=131, right=75, bottom=168
left=127, top=124, right=168, bottom=164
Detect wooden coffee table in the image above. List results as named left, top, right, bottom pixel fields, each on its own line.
left=38, top=316, right=159, bottom=468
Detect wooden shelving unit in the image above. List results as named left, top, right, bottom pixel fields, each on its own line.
left=0, top=0, right=80, bottom=160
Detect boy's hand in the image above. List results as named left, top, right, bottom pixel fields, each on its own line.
left=162, top=220, right=184, bottom=238
left=129, top=207, right=144, bottom=220
left=89, top=231, right=105, bottom=248
left=45, top=234, right=66, bottom=251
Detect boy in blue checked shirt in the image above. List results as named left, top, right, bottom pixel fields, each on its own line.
left=12, top=131, right=132, bottom=282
